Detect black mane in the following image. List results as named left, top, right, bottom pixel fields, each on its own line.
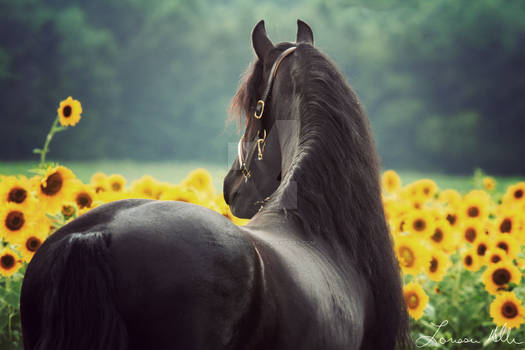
left=232, top=43, right=411, bottom=349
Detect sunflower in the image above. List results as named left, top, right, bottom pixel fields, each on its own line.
left=459, top=190, right=490, bottom=223
left=35, top=165, right=76, bottom=212
left=108, top=174, right=126, bottom=192
left=438, top=189, right=462, bottom=208
left=462, top=249, right=481, bottom=272
left=429, top=219, right=454, bottom=250
left=159, top=185, right=200, bottom=204
left=486, top=248, right=508, bottom=265
left=483, top=177, right=496, bottom=191
left=394, top=234, right=431, bottom=275
left=426, top=249, right=451, bottom=282
left=503, top=182, right=525, bottom=207
left=474, top=236, right=490, bottom=260
left=460, top=222, right=484, bottom=245
left=130, top=175, right=161, bottom=199
left=494, top=211, right=525, bottom=243
left=403, top=281, right=429, bottom=320
left=405, top=209, right=435, bottom=237
left=0, top=247, right=22, bottom=277
left=444, top=210, right=460, bottom=231
left=61, top=201, right=78, bottom=219
left=490, top=292, right=525, bottom=329
left=90, top=172, right=109, bottom=194
left=399, top=184, right=424, bottom=205
left=0, top=176, right=36, bottom=210
left=482, top=261, right=521, bottom=295
left=0, top=203, right=32, bottom=244
left=490, top=235, right=520, bottom=261
left=181, top=168, right=215, bottom=199
left=57, top=96, right=82, bottom=127
left=381, top=170, right=402, bottom=194
left=18, top=222, right=48, bottom=263
left=413, top=179, right=438, bottom=201
left=68, top=180, right=96, bottom=210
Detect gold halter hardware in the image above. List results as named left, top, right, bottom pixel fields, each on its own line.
left=254, top=100, right=264, bottom=119
left=256, top=129, right=267, bottom=160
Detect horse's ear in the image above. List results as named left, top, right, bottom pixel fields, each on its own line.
left=296, top=19, right=314, bottom=45
left=252, top=20, right=274, bottom=60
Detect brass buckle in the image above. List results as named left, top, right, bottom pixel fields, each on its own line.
left=254, top=100, right=265, bottom=119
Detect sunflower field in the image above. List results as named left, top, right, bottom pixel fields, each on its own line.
left=1, top=99, right=525, bottom=349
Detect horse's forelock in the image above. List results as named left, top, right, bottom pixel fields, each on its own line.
left=229, top=59, right=262, bottom=131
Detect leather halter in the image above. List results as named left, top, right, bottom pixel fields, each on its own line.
left=238, top=46, right=297, bottom=180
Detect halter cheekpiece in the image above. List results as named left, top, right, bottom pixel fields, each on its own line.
left=238, top=46, right=297, bottom=180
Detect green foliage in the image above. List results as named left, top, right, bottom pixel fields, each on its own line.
left=0, top=268, right=24, bottom=349
left=408, top=254, right=525, bottom=349
left=0, top=0, right=524, bottom=174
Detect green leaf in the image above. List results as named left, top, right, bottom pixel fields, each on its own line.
left=5, top=289, right=19, bottom=306
left=32, top=148, right=42, bottom=154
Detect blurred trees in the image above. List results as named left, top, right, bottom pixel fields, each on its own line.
left=0, top=0, right=524, bottom=174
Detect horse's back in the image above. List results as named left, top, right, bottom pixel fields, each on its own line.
left=108, top=200, right=259, bottom=349
left=22, top=199, right=260, bottom=350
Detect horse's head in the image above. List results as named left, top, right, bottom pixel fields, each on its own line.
left=223, top=20, right=314, bottom=219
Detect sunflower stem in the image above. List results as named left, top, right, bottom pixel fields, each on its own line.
left=39, top=116, right=62, bottom=167
left=452, top=257, right=463, bottom=306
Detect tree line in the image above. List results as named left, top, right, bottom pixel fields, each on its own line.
left=1, top=0, right=524, bottom=174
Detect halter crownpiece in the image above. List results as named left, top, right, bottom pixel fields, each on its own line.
left=254, top=46, right=297, bottom=119
left=238, top=46, right=297, bottom=180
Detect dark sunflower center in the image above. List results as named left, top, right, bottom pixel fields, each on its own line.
left=405, top=292, right=419, bottom=309
left=429, top=257, right=438, bottom=273
left=431, top=229, right=444, bottom=243
left=41, top=172, right=63, bottom=196
left=497, top=242, right=509, bottom=253
left=8, top=187, right=27, bottom=203
left=465, top=255, right=473, bottom=266
left=5, top=211, right=24, bottom=231
left=76, top=192, right=92, bottom=209
left=62, top=204, right=75, bottom=217
left=399, top=247, right=415, bottom=267
left=413, top=219, right=426, bottom=232
left=493, top=268, right=511, bottom=286
left=500, top=219, right=512, bottom=233
left=477, top=243, right=487, bottom=256
left=502, top=302, right=518, bottom=319
left=111, top=182, right=122, bottom=191
left=467, top=206, right=480, bottom=218
left=446, top=214, right=457, bottom=226
left=63, top=105, right=72, bottom=117
left=491, top=255, right=501, bottom=264
left=465, top=228, right=477, bottom=243
left=26, top=237, right=42, bottom=252
left=514, top=189, right=524, bottom=199
left=423, top=187, right=430, bottom=195
left=0, top=254, right=15, bottom=269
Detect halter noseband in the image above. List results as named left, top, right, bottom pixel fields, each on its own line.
left=238, top=46, right=297, bottom=180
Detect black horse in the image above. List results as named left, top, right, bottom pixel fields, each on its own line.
left=20, top=20, right=409, bottom=350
